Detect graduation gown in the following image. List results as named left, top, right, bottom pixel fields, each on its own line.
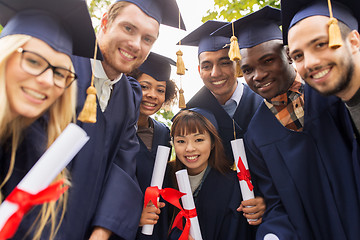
left=169, top=168, right=256, bottom=240
left=186, top=84, right=262, bottom=162
left=58, top=56, right=143, bottom=239
left=245, top=85, right=360, bottom=240
left=135, top=118, right=171, bottom=240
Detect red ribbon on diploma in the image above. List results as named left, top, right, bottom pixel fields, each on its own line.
left=0, top=179, right=69, bottom=240
left=237, top=156, right=254, bottom=191
left=143, top=186, right=185, bottom=209
left=172, top=207, right=198, bottom=240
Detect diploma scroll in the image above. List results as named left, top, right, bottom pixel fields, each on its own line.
left=0, top=123, right=89, bottom=234
left=175, top=169, right=203, bottom=240
left=142, top=145, right=171, bottom=235
left=231, top=139, right=256, bottom=222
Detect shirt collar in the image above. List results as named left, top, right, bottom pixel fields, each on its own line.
left=224, top=81, right=244, bottom=106
left=267, top=73, right=304, bottom=106
left=90, top=59, right=123, bottom=83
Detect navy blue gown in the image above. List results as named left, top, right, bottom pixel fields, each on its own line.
left=59, top=56, right=144, bottom=240
left=245, top=85, right=360, bottom=240
left=135, top=118, right=172, bottom=240
left=168, top=167, right=256, bottom=240
left=186, top=84, right=262, bottom=163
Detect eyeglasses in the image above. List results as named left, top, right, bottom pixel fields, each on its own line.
left=17, top=48, right=77, bottom=89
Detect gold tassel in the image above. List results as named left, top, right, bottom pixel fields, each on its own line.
left=235, top=60, right=243, bottom=77
left=327, top=0, right=343, bottom=49
left=78, top=38, right=99, bottom=123
left=178, top=88, right=186, bottom=109
left=229, top=36, right=241, bottom=61
left=328, top=17, right=343, bottom=48
left=176, top=50, right=186, bottom=75
left=77, top=86, right=97, bottom=123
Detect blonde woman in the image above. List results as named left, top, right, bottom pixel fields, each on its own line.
left=0, top=0, right=98, bottom=239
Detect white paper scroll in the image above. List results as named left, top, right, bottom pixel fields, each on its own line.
left=0, top=123, right=89, bottom=231
left=175, top=169, right=203, bottom=240
left=231, top=138, right=256, bottom=222
left=142, top=145, right=171, bottom=235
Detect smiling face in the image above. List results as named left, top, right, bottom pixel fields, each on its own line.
left=198, top=48, right=237, bottom=105
left=98, top=3, right=159, bottom=79
left=138, top=73, right=166, bottom=117
left=173, top=130, right=212, bottom=176
left=5, top=37, right=69, bottom=119
left=240, top=40, right=296, bottom=100
left=288, top=15, right=360, bottom=101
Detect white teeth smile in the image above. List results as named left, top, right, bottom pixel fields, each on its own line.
left=313, top=69, right=330, bottom=79
left=186, top=155, right=198, bottom=160
left=143, top=102, right=155, bottom=107
left=120, top=50, right=135, bottom=59
left=262, top=82, right=271, bottom=87
left=23, top=88, right=46, bottom=100
left=212, top=80, right=226, bottom=85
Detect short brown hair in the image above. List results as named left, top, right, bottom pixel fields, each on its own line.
left=106, top=1, right=130, bottom=27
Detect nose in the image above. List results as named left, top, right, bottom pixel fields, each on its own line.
left=35, top=68, right=54, bottom=87
left=129, top=35, right=141, bottom=52
left=303, top=51, right=321, bottom=71
left=211, top=64, right=222, bottom=77
left=145, top=88, right=157, bottom=99
left=185, top=141, right=195, bottom=152
left=253, top=68, right=267, bottom=82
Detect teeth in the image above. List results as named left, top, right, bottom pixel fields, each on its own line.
left=143, top=102, right=155, bottom=107
left=23, top=88, right=46, bottom=100
left=120, top=49, right=135, bottom=59
left=212, top=80, right=226, bottom=85
left=186, top=155, right=198, bottom=160
left=262, top=82, right=271, bottom=87
left=313, top=69, right=330, bottom=79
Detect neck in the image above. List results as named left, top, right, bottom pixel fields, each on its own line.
left=215, top=81, right=237, bottom=105
left=101, top=61, right=122, bottom=81
left=138, top=114, right=149, bottom=128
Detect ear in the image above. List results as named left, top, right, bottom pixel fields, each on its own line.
left=198, top=65, right=201, bottom=74
left=101, top=12, right=108, bottom=32
left=284, top=45, right=293, bottom=64
left=347, top=30, right=360, bottom=54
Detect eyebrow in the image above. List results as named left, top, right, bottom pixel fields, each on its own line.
left=290, top=36, right=326, bottom=56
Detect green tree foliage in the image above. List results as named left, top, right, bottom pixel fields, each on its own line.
left=87, top=0, right=112, bottom=31
left=202, top=0, right=280, bottom=22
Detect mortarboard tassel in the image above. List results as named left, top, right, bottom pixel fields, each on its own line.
left=229, top=36, right=241, bottom=61
left=178, top=88, right=186, bottom=109
left=176, top=50, right=186, bottom=75
left=235, top=61, right=243, bottom=77
left=327, top=0, right=343, bottom=49
left=78, top=38, right=98, bottom=123
left=229, top=22, right=241, bottom=61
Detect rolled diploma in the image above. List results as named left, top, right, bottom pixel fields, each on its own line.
left=231, top=139, right=256, bottom=222
left=142, top=145, right=171, bottom=235
left=0, top=123, right=89, bottom=231
left=175, top=169, right=203, bottom=240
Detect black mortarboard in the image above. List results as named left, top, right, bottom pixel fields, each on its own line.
left=281, top=0, right=359, bottom=44
left=0, top=0, right=101, bottom=59
left=116, top=0, right=186, bottom=30
left=172, top=108, right=219, bottom=131
left=179, top=20, right=230, bottom=55
left=211, top=6, right=282, bottom=49
left=138, top=52, right=176, bottom=82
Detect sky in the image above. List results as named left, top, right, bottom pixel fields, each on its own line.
left=151, top=0, right=217, bottom=113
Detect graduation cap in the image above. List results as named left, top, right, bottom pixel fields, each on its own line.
left=281, top=0, right=359, bottom=46
left=139, top=52, right=176, bottom=82
left=172, top=108, right=219, bottom=131
left=211, top=6, right=282, bottom=49
left=179, top=20, right=230, bottom=55
left=116, top=0, right=186, bottom=30
left=0, top=0, right=101, bottom=60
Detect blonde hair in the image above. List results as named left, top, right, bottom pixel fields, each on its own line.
left=0, top=34, right=77, bottom=239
